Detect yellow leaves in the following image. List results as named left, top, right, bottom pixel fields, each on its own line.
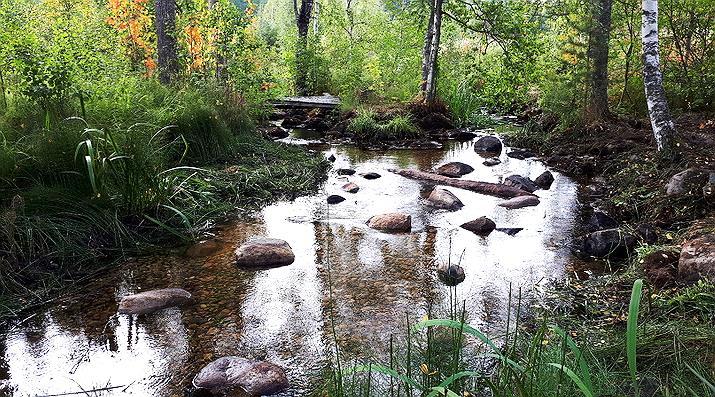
left=419, top=363, right=437, bottom=375
left=105, top=0, right=154, bottom=74
left=561, top=52, right=578, bottom=65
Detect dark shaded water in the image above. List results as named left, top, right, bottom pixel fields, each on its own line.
left=0, top=129, right=579, bottom=396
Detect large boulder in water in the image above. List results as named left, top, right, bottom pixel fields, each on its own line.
left=235, top=238, right=295, bottom=269
left=367, top=213, right=411, bottom=232
left=498, top=196, right=540, bottom=209
left=193, top=357, right=289, bottom=396
left=666, top=168, right=709, bottom=196
left=575, top=228, right=636, bottom=259
left=534, top=171, right=555, bottom=189
left=426, top=188, right=464, bottom=211
left=437, top=263, right=465, bottom=286
left=460, top=217, right=496, bottom=236
left=434, top=162, right=474, bottom=178
left=474, top=136, right=502, bottom=156
left=678, top=234, right=715, bottom=283
left=504, top=175, right=539, bottom=193
left=118, top=288, right=192, bottom=315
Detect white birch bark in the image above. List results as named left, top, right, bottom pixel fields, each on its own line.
left=642, top=0, right=676, bottom=153
left=422, top=0, right=443, bottom=104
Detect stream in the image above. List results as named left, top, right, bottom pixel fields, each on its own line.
left=0, top=124, right=580, bottom=396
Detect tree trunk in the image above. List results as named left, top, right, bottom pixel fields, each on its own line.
left=294, top=0, right=314, bottom=95
left=642, top=0, right=676, bottom=155
left=588, top=0, right=612, bottom=119
left=421, top=0, right=443, bottom=104
left=208, top=0, right=226, bottom=81
left=155, top=0, right=178, bottom=85
left=391, top=169, right=535, bottom=199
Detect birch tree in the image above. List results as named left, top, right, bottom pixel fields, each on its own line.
left=421, top=0, right=443, bottom=105
left=642, top=0, right=676, bottom=154
left=155, top=0, right=178, bottom=84
left=293, top=0, right=315, bottom=95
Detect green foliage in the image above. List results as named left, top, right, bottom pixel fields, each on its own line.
left=322, top=281, right=714, bottom=397
left=347, top=110, right=420, bottom=141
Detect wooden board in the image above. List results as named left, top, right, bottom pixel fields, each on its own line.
left=272, top=94, right=341, bottom=109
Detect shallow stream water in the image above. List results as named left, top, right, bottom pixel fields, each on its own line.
left=0, top=126, right=580, bottom=396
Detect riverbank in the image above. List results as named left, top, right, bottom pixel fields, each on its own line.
left=0, top=86, right=329, bottom=321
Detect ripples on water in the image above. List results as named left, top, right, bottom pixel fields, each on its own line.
left=0, top=134, right=579, bottom=396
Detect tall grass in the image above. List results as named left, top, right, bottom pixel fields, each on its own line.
left=320, top=279, right=715, bottom=397
left=0, top=82, right=329, bottom=312
left=347, top=110, right=421, bottom=141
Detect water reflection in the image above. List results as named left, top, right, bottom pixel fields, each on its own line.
left=0, top=134, right=579, bottom=396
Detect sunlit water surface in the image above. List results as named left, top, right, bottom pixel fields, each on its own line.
left=0, top=130, right=579, bottom=396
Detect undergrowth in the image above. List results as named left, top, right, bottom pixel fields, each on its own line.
left=0, top=82, right=328, bottom=319
left=319, top=280, right=715, bottom=397
left=347, top=110, right=421, bottom=141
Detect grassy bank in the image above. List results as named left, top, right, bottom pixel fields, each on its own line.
left=0, top=81, right=329, bottom=319
left=317, top=280, right=714, bottom=397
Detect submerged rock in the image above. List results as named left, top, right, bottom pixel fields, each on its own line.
left=482, top=158, right=501, bottom=167
left=342, top=182, right=359, bottom=193
left=576, top=228, right=636, bottom=259
left=360, top=172, right=381, bottom=180
left=184, top=240, right=227, bottom=258
left=460, top=217, right=496, bottom=236
left=504, top=175, right=539, bottom=193
left=367, top=213, right=411, bottom=232
left=666, top=168, right=709, bottom=196
left=336, top=168, right=356, bottom=176
left=496, top=227, right=523, bottom=236
left=426, top=188, right=464, bottom=211
left=506, top=149, right=537, bottom=160
left=498, top=195, right=540, bottom=209
left=118, top=288, right=192, bottom=315
left=435, top=162, right=474, bottom=178
left=678, top=234, right=715, bottom=283
left=474, top=136, right=502, bottom=156
left=235, top=238, right=295, bottom=269
left=534, top=171, right=554, bottom=189
left=437, top=263, right=465, bottom=286
left=327, top=195, right=346, bottom=204
left=193, top=357, right=288, bottom=396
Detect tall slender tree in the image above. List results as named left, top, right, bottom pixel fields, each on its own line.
left=208, top=0, right=226, bottom=81
left=642, top=0, right=676, bottom=154
left=293, top=0, right=314, bottom=95
left=155, top=0, right=178, bottom=84
left=588, top=0, right=612, bottom=119
left=421, top=0, right=443, bottom=105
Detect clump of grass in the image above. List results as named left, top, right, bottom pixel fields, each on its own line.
left=320, top=279, right=715, bottom=397
left=347, top=110, right=421, bottom=141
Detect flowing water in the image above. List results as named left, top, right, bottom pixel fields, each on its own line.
left=0, top=126, right=580, bottom=397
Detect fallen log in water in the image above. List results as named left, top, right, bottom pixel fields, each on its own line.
left=390, top=168, right=535, bottom=199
